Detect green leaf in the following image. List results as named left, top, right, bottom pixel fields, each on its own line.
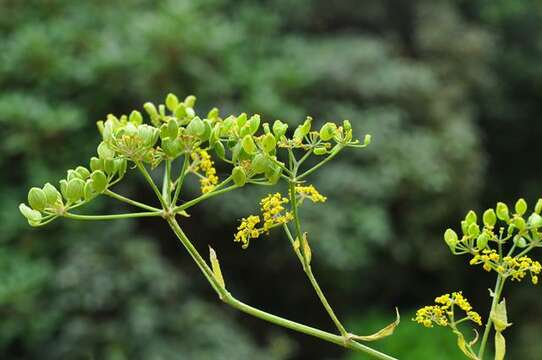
left=209, top=246, right=225, bottom=288
left=349, top=308, right=400, bottom=342
left=491, top=299, right=511, bottom=332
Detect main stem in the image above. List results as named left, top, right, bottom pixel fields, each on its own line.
left=477, top=274, right=505, bottom=359
left=166, top=216, right=396, bottom=360
left=288, top=178, right=348, bottom=336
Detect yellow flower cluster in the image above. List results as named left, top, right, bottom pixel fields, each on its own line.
left=234, top=193, right=293, bottom=249
left=469, top=249, right=541, bottom=284
left=295, top=185, right=327, bottom=203
left=260, top=193, right=293, bottom=231
left=234, top=215, right=261, bottom=249
left=191, top=148, right=219, bottom=193
left=415, top=292, right=482, bottom=328
left=414, top=306, right=448, bottom=328
left=470, top=249, right=500, bottom=272
left=502, top=255, right=541, bottom=284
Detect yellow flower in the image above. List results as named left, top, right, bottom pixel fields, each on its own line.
left=260, top=193, right=293, bottom=231
left=191, top=148, right=219, bottom=193
left=415, top=291, right=481, bottom=328
left=234, top=215, right=261, bottom=249
left=295, top=185, right=327, bottom=203
left=414, top=305, right=448, bottom=328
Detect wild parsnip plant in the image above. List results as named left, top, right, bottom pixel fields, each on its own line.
left=415, top=199, right=542, bottom=359
left=19, top=94, right=400, bottom=360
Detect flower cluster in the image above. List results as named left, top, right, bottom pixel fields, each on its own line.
left=191, top=148, right=219, bottom=193
left=415, top=292, right=482, bottom=328
left=260, top=193, right=293, bottom=231
left=234, top=193, right=293, bottom=248
left=295, top=185, right=327, bottom=203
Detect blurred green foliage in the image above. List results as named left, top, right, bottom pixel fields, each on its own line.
left=1, top=0, right=541, bottom=358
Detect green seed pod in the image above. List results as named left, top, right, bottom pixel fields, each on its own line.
left=104, top=159, right=117, bottom=175
left=241, top=135, right=257, bottom=155
left=75, top=166, right=90, bottom=180
left=483, top=209, right=497, bottom=228
left=221, top=115, right=236, bottom=136
left=97, top=142, right=115, bottom=160
left=251, top=153, right=268, bottom=174
left=247, top=114, right=260, bottom=135
left=513, top=217, right=526, bottom=231
left=461, top=220, right=468, bottom=235
left=236, top=113, right=248, bottom=128
left=272, top=120, right=288, bottom=139
left=167, top=119, right=179, bottom=139
left=28, top=187, right=47, bottom=211
left=165, top=93, right=179, bottom=111
left=363, top=134, right=372, bottom=146
left=19, top=203, right=42, bottom=224
left=496, top=202, right=509, bottom=221
left=84, top=180, right=97, bottom=201
left=214, top=141, right=226, bottom=159
left=513, top=235, right=527, bottom=248
left=90, top=170, right=107, bottom=193
left=66, top=178, right=85, bottom=203
left=90, top=157, right=104, bottom=172
left=207, top=107, right=220, bottom=121
left=161, top=138, right=183, bottom=158
left=115, top=159, right=127, bottom=178
left=465, top=210, right=477, bottom=226
left=343, top=119, right=352, bottom=131
left=67, top=169, right=82, bottom=181
left=200, top=119, right=213, bottom=141
left=476, top=232, right=490, bottom=250
left=138, top=124, right=159, bottom=147
left=232, top=166, right=247, bottom=187
left=468, top=223, right=480, bottom=237
left=184, top=95, right=196, bottom=108
left=319, top=122, right=337, bottom=141
left=535, top=199, right=542, bottom=214
left=129, top=110, right=143, bottom=125
left=43, top=183, right=61, bottom=205
left=185, top=117, right=205, bottom=137
left=174, top=103, right=187, bottom=119
left=444, top=228, right=458, bottom=250
left=239, top=124, right=252, bottom=138
left=59, top=179, right=68, bottom=200
left=264, top=164, right=281, bottom=185
left=293, top=117, right=312, bottom=142
left=262, top=123, right=271, bottom=134
left=261, top=133, right=276, bottom=153
left=515, top=198, right=527, bottom=215
left=144, top=102, right=159, bottom=118
left=528, top=213, right=542, bottom=228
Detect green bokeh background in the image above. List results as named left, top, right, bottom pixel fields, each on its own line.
left=1, top=0, right=541, bottom=359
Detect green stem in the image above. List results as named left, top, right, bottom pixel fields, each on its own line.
left=64, top=211, right=162, bottom=220
left=288, top=180, right=348, bottom=336
left=162, top=160, right=172, bottom=205
left=172, top=155, right=189, bottom=206
left=297, top=145, right=343, bottom=180
left=225, top=295, right=397, bottom=360
left=136, top=161, right=167, bottom=208
left=477, top=275, right=505, bottom=359
left=104, top=190, right=161, bottom=212
left=173, top=181, right=237, bottom=213
left=166, top=217, right=396, bottom=360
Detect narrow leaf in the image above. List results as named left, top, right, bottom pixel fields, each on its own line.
left=209, top=246, right=225, bottom=288
left=349, top=308, right=400, bottom=342
left=302, top=232, right=312, bottom=264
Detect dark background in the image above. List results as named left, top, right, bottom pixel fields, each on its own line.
left=1, top=0, right=541, bottom=359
